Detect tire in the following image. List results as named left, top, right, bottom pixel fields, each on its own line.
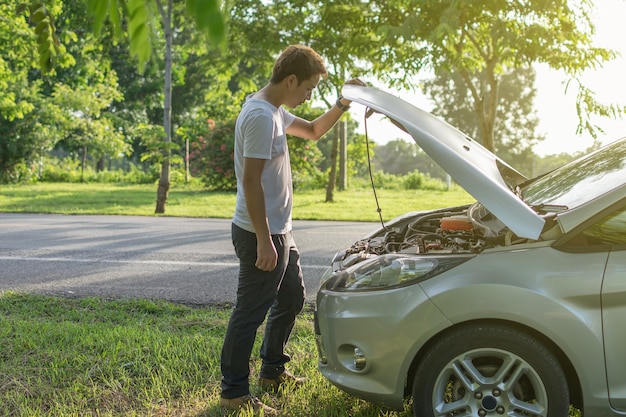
left=412, top=323, right=569, bottom=417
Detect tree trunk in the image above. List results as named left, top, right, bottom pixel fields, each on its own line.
left=185, top=137, right=190, bottom=184
left=338, top=119, right=347, bottom=191
left=460, top=66, right=499, bottom=152
left=81, top=144, right=87, bottom=182
left=96, top=156, right=104, bottom=172
left=155, top=0, right=173, bottom=214
left=477, top=63, right=500, bottom=152
left=325, top=124, right=340, bottom=202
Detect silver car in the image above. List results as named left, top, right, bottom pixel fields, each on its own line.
left=314, top=85, right=626, bottom=417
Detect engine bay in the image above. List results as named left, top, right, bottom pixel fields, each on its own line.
left=341, top=202, right=530, bottom=262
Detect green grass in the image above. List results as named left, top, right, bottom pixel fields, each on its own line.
left=0, top=183, right=475, bottom=221
left=0, top=292, right=410, bottom=417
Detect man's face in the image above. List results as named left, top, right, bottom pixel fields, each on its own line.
left=288, top=74, right=321, bottom=108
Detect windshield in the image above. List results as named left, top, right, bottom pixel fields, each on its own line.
left=522, top=138, right=626, bottom=209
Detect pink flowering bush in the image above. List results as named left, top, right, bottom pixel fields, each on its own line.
left=188, top=119, right=236, bottom=190
left=186, top=117, right=325, bottom=191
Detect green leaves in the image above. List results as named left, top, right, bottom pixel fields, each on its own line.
left=19, top=0, right=226, bottom=74
left=127, top=0, right=153, bottom=72
left=380, top=0, right=624, bottom=147
left=86, top=0, right=122, bottom=37
left=186, top=0, right=226, bottom=47
left=16, top=1, right=61, bottom=74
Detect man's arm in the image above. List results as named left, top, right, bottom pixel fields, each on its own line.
left=242, top=157, right=277, bottom=272
left=286, top=103, right=348, bottom=140
left=287, top=78, right=366, bottom=140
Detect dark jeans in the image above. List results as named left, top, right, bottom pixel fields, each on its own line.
left=220, top=223, right=305, bottom=399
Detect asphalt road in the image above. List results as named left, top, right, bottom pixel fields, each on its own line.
left=0, top=213, right=378, bottom=305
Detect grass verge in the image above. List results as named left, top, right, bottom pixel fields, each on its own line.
left=0, top=183, right=474, bottom=221
left=0, top=292, right=410, bottom=417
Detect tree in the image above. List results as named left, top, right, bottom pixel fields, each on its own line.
left=371, top=139, right=448, bottom=180
left=95, top=0, right=225, bottom=213
left=18, top=0, right=226, bottom=213
left=1, top=1, right=51, bottom=181
left=43, top=0, right=130, bottom=177
left=18, top=0, right=225, bottom=73
left=377, top=0, right=624, bottom=152
left=1, top=0, right=126, bottom=182
left=270, top=0, right=377, bottom=201
left=423, top=66, right=544, bottom=176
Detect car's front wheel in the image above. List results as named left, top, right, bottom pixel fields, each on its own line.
left=412, top=323, right=569, bottom=417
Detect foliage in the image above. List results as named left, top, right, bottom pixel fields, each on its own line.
left=288, top=103, right=329, bottom=185
left=268, top=0, right=386, bottom=199
left=18, top=0, right=226, bottom=73
left=187, top=118, right=236, bottom=191
left=15, top=1, right=61, bottom=73
left=372, top=139, right=448, bottom=180
left=0, top=0, right=63, bottom=182
left=133, top=123, right=181, bottom=165
left=6, top=0, right=622, bottom=192
left=184, top=113, right=326, bottom=192
left=289, top=137, right=325, bottom=190
left=403, top=170, right=449, bottom=191
left=269, top=0, right=385, bottom=100
left=423, top=67, right=544, bottom=175
left=0, top=0, right=133, bottom=183
left=377, top=0, right=624, bottom=150
left=53, top=82, right=129, bottom=161
left=38, top=157, right=161, bottom=184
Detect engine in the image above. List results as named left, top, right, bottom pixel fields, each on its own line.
left=343, top=203, right=518, bottom=259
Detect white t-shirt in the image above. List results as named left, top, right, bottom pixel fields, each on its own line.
left=232, top=97, right=296, bottom=235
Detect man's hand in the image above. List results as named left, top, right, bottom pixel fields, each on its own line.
left=256, top=237, right=278, bottom=271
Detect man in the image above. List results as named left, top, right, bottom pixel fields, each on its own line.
left=219, top=44, right=363, bottom=415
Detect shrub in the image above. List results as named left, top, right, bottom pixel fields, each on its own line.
left=371, top=171, right=403, bottom=190
left=0, top=162, right=38, bottom=184
left=404, top=170, right=451, bottom=191
left=37, top=157, right=161, bottom=184
left=188, top=119, right=236, bottom=191
left=293, top=170, right=327, bottom=191
left=403, top=170, right=424, bottom=190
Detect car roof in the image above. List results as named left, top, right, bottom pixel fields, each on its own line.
left=342, top=84, right=546, bottom=239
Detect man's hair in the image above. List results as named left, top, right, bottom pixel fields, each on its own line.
left=270, top=45, right=327, bottom=84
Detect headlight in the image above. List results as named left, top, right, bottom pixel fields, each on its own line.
left=322, top=254, right=472, bottom=292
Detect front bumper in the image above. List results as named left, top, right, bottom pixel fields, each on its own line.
left=314, top=281, right=451, bottom=410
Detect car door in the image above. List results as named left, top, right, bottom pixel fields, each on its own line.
left=603, top=247, right=626, bottom=410
left=583, top=206, right=626, bottom=410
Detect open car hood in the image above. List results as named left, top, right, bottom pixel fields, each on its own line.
left=342, top=84, right=545, bottom=240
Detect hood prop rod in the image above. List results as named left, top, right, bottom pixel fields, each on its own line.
left=364, top=107, right=389, bottom=231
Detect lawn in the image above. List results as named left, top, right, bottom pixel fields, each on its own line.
left=0, top=182, right=475, bottom=221
left=0, top=292, right=411, bottom=417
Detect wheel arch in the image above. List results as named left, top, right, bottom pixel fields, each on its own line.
left=404, top=318, right=583, bottom=411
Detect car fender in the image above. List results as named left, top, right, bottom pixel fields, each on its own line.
left=418, top=245, right=610, bottom=408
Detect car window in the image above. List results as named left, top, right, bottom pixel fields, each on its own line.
left=522, top=139, right=625, bottom=210
left=578, top=207, right=626, bottom=246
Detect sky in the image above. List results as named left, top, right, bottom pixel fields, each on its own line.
left=349, top=0, right=626, bottom=157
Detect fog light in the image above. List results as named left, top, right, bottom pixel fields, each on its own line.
left=354, top=348, right=366, bottom=370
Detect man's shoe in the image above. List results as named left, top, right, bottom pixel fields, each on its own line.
left=259, top=370, right=306, bottom=392
left=220, top=394, right=279, bottom=416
